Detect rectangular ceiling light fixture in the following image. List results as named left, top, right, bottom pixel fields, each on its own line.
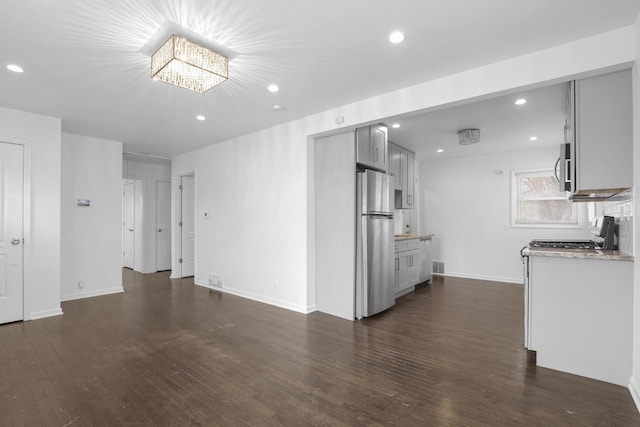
left=151, top=35, right=228, bottom=94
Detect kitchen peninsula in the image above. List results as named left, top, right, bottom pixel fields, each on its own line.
left=521, top=246, right=633, bottom=386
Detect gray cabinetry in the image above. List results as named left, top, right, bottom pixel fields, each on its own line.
left=402, top=150, right=415, bottom=208
left=389, top=143, right=402, bottom=191
left=356, top=125, right=388, bottom=172
left=395, top=239, right=420, bottom=295
left=569, top=69, right=632, bottom=199
left=388, top=142, right=416, bottom=209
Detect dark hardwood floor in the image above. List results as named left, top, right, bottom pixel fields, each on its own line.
left=1, top=271, right=639, bottom=426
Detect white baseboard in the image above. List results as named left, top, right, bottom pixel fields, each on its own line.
left=629, top=376, right=640, bottom=414
left=306, top=304, right=317, bottom=314
left=28, top=307, right=64, bottom=321
left=61, top=287, right=125, bottom=302
left=436, top=271, right=522, bottom=284
left=194, top=280, right=308, bottom=314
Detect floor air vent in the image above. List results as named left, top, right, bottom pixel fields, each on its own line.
left=433, top=260, right=445, bottom=275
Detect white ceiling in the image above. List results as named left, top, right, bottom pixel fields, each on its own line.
left=1, top=0, right=639, bottom=158
left=387, top=82, right=569, bottom=161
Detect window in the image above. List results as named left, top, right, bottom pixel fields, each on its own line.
left=511, top=168, right=581, bottom=228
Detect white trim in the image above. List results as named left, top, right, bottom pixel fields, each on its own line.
left=435, top=272, right=523, bottom=285
left=60, top=287, right=125, bottom=302
left=194, top=279, right=309, bottom=314
left=629, top=376, right=640, bottom=414
left=171, top=170, right=196, bottom=279
left=306, top=304, right=317, bottom=314
left=28, top=307, right=63, bottom=321
left=155, top=179, right=171, bottom=273
left=0, top=136, right=32, bottom=322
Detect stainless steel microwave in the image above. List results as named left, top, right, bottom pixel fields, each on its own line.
left=555, top=142, right=571, bottom=192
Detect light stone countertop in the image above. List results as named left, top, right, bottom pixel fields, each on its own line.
left=521, top=246, right=634, bottom=262
left=394, top=233, right=434, bottom=241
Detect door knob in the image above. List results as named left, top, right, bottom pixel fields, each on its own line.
left=11, top=238, right=20, bottom=245
left=158, top=228, right=162, bottom=232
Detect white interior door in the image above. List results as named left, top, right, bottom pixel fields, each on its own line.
left=156, top=181, right=171, bottom=271
left=180, top=175, right=195, bottom=277
left=0, top=142, right=24, bottom=324
left=123, top=180, right=135, bottom=269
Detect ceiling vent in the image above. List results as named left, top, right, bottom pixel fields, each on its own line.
left=458, top=128, right=480, bottom=145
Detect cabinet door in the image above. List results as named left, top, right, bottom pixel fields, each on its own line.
left=356, top=125, right=388, bottom=172
left=389, top=143, right=402, bottom=191
left=397, top=253, right=411, bottom=292
left=575, top=70, right=632, bottom=193
left=370, top=125, right=388, bottom=171
left=407, top=251, right=420, bottom=285
left=397, top=249, right=420, bottom=292
left=405, top=151, right=415, bottom=208
left=356, top=127, right=373, bottom=168
left=394, top=256, right=400, bottom=292
left=401, top=150, right=415, bottom=209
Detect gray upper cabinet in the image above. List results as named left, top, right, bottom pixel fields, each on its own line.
left=403, top=150, right=415, bottom=208
left=356, top=125, right=388, bottom=172
left=389, top=142, right=416, bottom=209
left=389, top=143, right=403, bottom=191
left=570, top=69, right=632, bottom=199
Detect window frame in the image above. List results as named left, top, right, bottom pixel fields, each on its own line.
left=510, top=167, right=584, bottom=229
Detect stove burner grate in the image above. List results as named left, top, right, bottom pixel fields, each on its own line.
left=529, top=240, right=600, bottom=250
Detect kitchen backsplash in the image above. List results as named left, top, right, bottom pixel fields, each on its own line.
left=394, top=209, right=416, bottom=235
left=597, top=189, right=633, bottom=255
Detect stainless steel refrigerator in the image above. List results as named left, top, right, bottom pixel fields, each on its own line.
left=355, top=169, right=395, bottom=319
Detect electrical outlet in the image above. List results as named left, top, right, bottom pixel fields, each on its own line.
left=78, top=279, right=84, bottom=289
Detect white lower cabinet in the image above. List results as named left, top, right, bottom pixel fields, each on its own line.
left=526, top=255, right=633, bottom=386
left=395, top=239, right=420, bottom=296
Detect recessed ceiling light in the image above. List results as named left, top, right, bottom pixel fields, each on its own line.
left=196, top=115, right=206, bottom=121
left=392, top=123, right=400, bottom=129
left=436, top=149, right=444, bottom=153
left=529, top=136, right=538, bottom=141
left=267, top=84, right=279, bottom=93
left=273, top=104, right=283, bottom=110
left=389, top=31, right=405, bottom=44
left=515, top=98, right=527, bottom=105
left=6, top=64, right=23, bottom=73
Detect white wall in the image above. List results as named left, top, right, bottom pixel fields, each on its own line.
left=0, top=107, right=62, bottom=320
left=314, top=132, right=356, bottom=319
left=630, top=10, right=640, bottom=413
left=61, top=133, right=123, bottom=301
left=173, top=26, right=636, bottom=314
left=172, top=126, right=309, bottom=312
left=123, top=159, right=171, bottom=274
left=419, top=146, right=591, bottom=283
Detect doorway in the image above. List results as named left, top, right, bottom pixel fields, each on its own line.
left=123, top=179, right=135, bottom=269
left=0, top=142, right=24, bottom=324
left=156, top=180, right=171, bottom=271
left=178, top=174, right=195, bottom=278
